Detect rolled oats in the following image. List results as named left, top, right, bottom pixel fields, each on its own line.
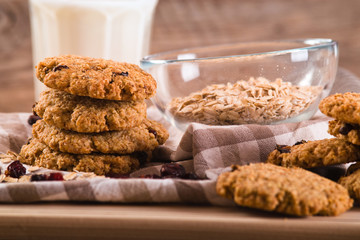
left=168, top=77, right=322, bottom=125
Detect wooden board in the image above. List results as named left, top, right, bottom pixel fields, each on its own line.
left=0, top=203, right=359, bottom=240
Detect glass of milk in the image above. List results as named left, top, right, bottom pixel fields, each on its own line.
left=29, top=0, right=158, bottom=99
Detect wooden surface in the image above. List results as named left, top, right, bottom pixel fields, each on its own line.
left=0, top=203, right=359, bottom=240
left=0, top=0, right=360, bottom=112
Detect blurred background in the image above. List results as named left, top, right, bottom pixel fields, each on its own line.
left=0, top=0, right=359, bottom=112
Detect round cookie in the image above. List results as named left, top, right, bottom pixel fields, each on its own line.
left=216, top=163, right=353, bottom=216
left=36, top=55, right=156, bottom=101
left=319, top=92, right=360, bottom=124
left=33, top=89, right=147, bottom=133
left=266, top=138, right=360, bottom=168
left=19, top=138, right=142, bottom=175
left=32, top=119, right=169, bottom=154
left=328, top=119, right=360, bottom=145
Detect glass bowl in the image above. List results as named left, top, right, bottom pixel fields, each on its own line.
left=141, top=39, right=338, bottom=131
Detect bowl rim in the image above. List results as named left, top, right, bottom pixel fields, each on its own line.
left=141, top=38, right=337, bottom=64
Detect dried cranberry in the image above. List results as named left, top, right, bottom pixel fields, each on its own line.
left=105, top=172, right=130, bottom=179
left=53, top=64, right=69, bottom=72
left=339, top=123, right=354, bottom=135
left=27, top=114, right=42, bottom=125
left=47, top=172, right=64, bottom=181
left=30, top=174, right=47, bottom=182
left=5, top=161, right=26, bottom=178
left=30, top=172, right=63, bottom=181
left=276, top=144, right=291, bottom=153
left=160, top=163, right=186, bottom=178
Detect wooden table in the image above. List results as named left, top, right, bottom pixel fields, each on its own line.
left=0, top=203, right=359, bottom=240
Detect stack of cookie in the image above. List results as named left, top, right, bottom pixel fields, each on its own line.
left=19, top=55, right=169, bottom=175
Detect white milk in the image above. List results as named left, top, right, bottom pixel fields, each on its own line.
left=29, top=0, right=158, bottom=99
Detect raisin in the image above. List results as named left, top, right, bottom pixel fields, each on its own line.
left=148, top=128, right=157, bottom=138
left=27, top=114, right=42, bottom=125
left=276, top=144, right=291, bottom=153
left=105, top=172, right=130, bottom=179
left=112, top=71, right=129, bottom=78
left=5, top=161, right=26, bottom=178
left=160, top=163, right=186, bottom=178
left=53, top=64, right=69, bottom=72
left=294, top=140, right=307, bottom=145
left=339, top=123, right=354, bottom=135
left=30, top=174, right=47, bottom=182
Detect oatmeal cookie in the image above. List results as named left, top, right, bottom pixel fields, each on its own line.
left=339, top=163, right=360, bottom=203
left=266, top=138, right=360, bottom=168
left=33, top=89, right=146, bottom=133
left=36, top=55, right=156, bottom=101
left=216, top=163, right=353, bottom=216
left=32, top=119, right=169, bottom=154
left=19, top=138, right=142, bottom=175
left=319, top=92, right=360, bottom=124
left=328, top=119, right=360, bottom=145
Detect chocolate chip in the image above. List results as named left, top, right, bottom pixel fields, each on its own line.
left=53, top=64, right=69, bottom=72
left=339, top=123, right=354, bottom=135
left=276, top=144, right=291, bottom=153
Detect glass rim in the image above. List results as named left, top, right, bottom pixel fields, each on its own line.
left=141, top=38, right=337, bottom=64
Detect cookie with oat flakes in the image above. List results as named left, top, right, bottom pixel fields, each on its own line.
left=19, top=138, right=144, bottom=175
left=328, top=119, right=360, bottom=145
left=266, top=138, right=360, bottom=168
left=33, top=89, right=147, bottom=133
left=216, top=163, right=353, bottom=216
left=36, top=55, right=156, bottom=101
left=32, top=119, right=169, bottom=154
left=319, top=92, right=360, bottom=124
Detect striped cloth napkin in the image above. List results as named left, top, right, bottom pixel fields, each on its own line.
left=0, top=68, right=359, bottom=203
